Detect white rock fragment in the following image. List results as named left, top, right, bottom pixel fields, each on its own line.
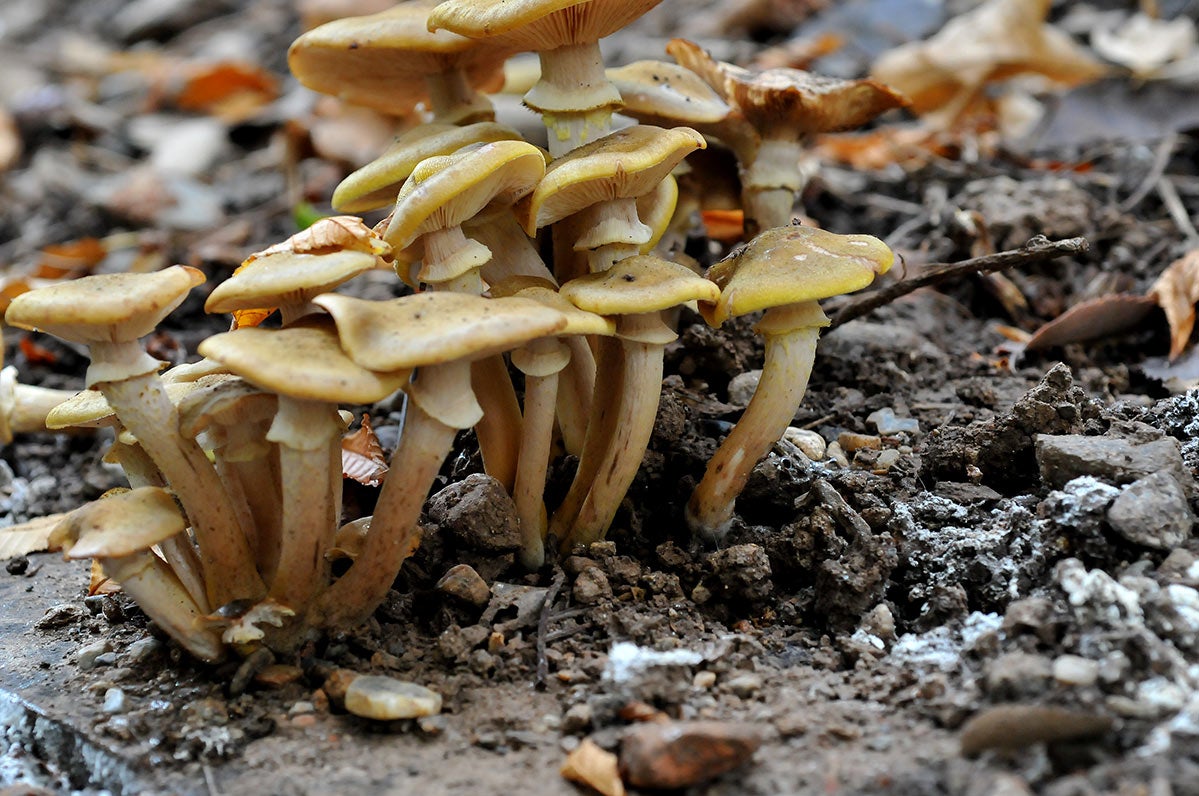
left=866, top=407, right=920, bottom=436
left=344, top=676, right=442, bottom=720
left=1053, top=655, right=1100, bottom=687
left=782, top=427, right=825, bottom=462
left=604, top=642, right=703, bottom=683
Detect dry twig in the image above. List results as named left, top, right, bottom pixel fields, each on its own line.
left=828, top=235, right=1090, bottom=329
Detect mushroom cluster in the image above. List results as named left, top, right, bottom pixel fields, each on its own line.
left=7, top=0, right=901, bottom=661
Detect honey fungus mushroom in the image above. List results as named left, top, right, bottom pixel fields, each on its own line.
left=289, top=0, right=512, bottom=123
left=5, top=266, right=263, bottom=607
left=688, top=224, right=894, bottom=539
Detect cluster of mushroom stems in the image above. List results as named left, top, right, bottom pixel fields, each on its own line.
left=5, top=0, right=900, bottom=662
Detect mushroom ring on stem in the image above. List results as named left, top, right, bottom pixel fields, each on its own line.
left=687, top=224, right=894, bottom=540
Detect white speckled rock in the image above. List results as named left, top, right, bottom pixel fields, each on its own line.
left=344, top=676, right=442, bottom=721
left=782, top=427, right=826, bottom=461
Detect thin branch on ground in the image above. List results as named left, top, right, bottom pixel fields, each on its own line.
left=535, top=567, right=567, bottom=690
left=828, top=235, right=1091, bottom=330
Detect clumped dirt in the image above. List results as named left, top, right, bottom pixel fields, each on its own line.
left=4, top=1, right=1199, bottom=794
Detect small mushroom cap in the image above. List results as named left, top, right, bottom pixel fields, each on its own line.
left=177, top=375, right=278, bottom=440
left=198, top=317, right=412, bottom=405
left=57, top=487, right=186, bottom=560
left=515, top=125, right=705, bottom=235
left=383, top=140, right=546, bottom=251
left=4, top=265, right=204, bottom=345
left=204, top=250, right=380, bottom=315
left=288, top=2, right=511, bottom=115
left=429, top=0, right=663, bottom=51
left=560, top=254, right=720, bottom=316
left=489, top=276, right=616, bottom=336
left=312, top=292, right=568, bottom=371
left=667, top=38, right=908, bottom=137
left=45, top=381, right=201, bottom=430
left=607, top=60, right=733, bottom=125
left=333, top=121, right=522, bottom=213
left=635, top=173, right=678, bottom=254
left=701, top=224, right=894, bottom=326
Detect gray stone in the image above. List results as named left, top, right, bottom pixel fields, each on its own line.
left=708, top=544, right=772, bottom=602
left=984, top=652, right=1053, bottom=698
left=1036, top=434, right=1191, bottom=491
left=725, top=673, right=762, bottom=698
left=77, top=641, right=112, bottom=671
left=428, top=473, right=522, bottom=553
left=344, top=676, right=442, bottom=721
left=572, top=567, right=612, bottom=605
left=102, top=688, right=129, bottom=714
left=1107, top=471, right=1194, bottom=550
left=867, top=408, right=920, bottom=436
left=122, top=637, right=162, bottom=665
left=726, top=370, right=761, bottom=408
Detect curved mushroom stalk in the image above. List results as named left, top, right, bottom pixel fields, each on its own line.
left=314, top=361, right=476, bottom=629
left=560, top=313, right=671, bottom=549
left=0, top=365, right=81, bottom=445
left=686, top=302, right=824, bottom=540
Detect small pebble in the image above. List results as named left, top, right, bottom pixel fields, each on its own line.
left=726, top=370, right=761, bottom=408
left=289, top=701, right=315, bottom=716
left=102, top=688, right=128, bottom=714
left=322, top=669, right=360, bottom=710
left=123, top=637, right=162, bottom=665
left=825, top=441, right=849, bottom=467
left=573, top=567, right=613, bottom=605
left=344, top=676, right=442, bottom=721
left=866, top=408, right=920, bottom=436
left=78, top=641, right=112, bottom=671
left=782, top=427, right=826, bottom=461
left=1052, top=655, right=1099, bottom=687
left=562, top=703, right=594, bottom=734
left=838, top=432, right=881, bottom=452
left=436, top=563, right=491, bottom=607
left=693, top=671, right=717, bottom=689
left=6, top=555, right=29, bottom=575
left=873, top=449, right=901, bottom=473
left=726, top=674, right=762, bottom=698
left=620, top=720, right=761, bottom=789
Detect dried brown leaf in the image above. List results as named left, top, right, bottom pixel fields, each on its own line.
left=561, top=738, right=626, bottom=796
left=176, top=62, right=279, bottom=121
left=0, top=513, right=66, bottom=558
left=1149, top=249, right=1199, bottom=360
left=342, top=414, right=389, bottom=487
left=253, top=216, right=391, bottom=260
left=89, top=559, right=122, bottom=596
left=1026, top=293, right=1157, bottom=351
left=36, top=238, right=107, bottom=278
left=871, top=0, right=1108, bottom=124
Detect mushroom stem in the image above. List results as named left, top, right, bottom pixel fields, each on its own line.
left=0, top=372, right=80, bottom=443
left=741, top=137, right=806, bottom=234
left=557, top=335, right=595, bottom=456
left=265, top=398, right=343, bottom=613
left=472, top=213, right=557, bottom=285
left=528, top=42, right=619, bottom=158
left=100, top=551, right=225, bottom=663
left=511, top=338, right=570, bottom=569
left=424, top=68, right=494, bottom=124
left=548, top=336, right=627, bottom=546
left=222, top=422, right=283, bottom=580
left=471, top=355, right=523, bottom=492
left=686, top=301, right=825, bottom=539
left=561, top=313, right=669, bottom=549
left=98, top=369, right=264, bottom=607
left=314, top=398, right=459, bottom=630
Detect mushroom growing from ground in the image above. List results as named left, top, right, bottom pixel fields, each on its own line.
left=199, top=318, right=411, bottom=636
left=289, top=0, right=512, bottom=123
left=687, top=224, right=894, bottom=539
left=5, top=266, right=263, bottom=607
left=666, top=38, right=908, bottom=236
left=0, top=352, right=81, bottom=446
left=53, top=487, right=226, bottom=662
left=428, top=0, right=663, bottom=157
left=553, top=255, right=720, bottom=549
left=309, top=291, right=567, bottom=628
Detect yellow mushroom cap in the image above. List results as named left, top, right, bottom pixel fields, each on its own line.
left=57, top=487, right=186, bottom=560
left=198, top=317, right=411, bottom=405
left=489, top=276, right=616, bottom=337
left=515, top=125, right=705, bottom=235
left=429, top=0, right=663, bottom=51
left=288, top=2, right=511, bottom=115
left=204, top=250, right=380, bottom=315
left=45, top=381, right=201, bottom=431
left=667, top=38, right=908, bottom=137
left=383, top=139, right=547, bottom=251
left=607, top=60, right=733, bottom=126
left=312, top=291, right=567, bottom=371
left=4, top=265, right=204, bottom=345
left=333, top=121, right=522, bottom=213
left=702, top=225, right=894, bottom=327
left=560, top=254, right=720, bottom=316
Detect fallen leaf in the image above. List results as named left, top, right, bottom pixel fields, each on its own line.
left=561, top=738, right=626, bottom=796
left=1025, top=293, right=1157, bottom=351
left=176, top=62, right=279, bottom=122
left=1149, top=249, right=1199, bottom=360
left=700, top=209, right=745, bottom=243
left=1092, top=13, right=1197, bottom=79
left=342, top=414, right=389, bottom=487
left=253, top=216, right=391, bottom=260
left=232, top=307, right=276, bottom=330
left=89, top=559, right=121, bottom=596
left=19, top=337, right=58, bottom=366
left=0, top=513, right=66, bottom=558
left=871, top=0, right=1108, bottom=127
left=36, top=238, right=107, bottom=278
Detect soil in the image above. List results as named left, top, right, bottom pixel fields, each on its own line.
left=3, top=1, right=1199, bottom=794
